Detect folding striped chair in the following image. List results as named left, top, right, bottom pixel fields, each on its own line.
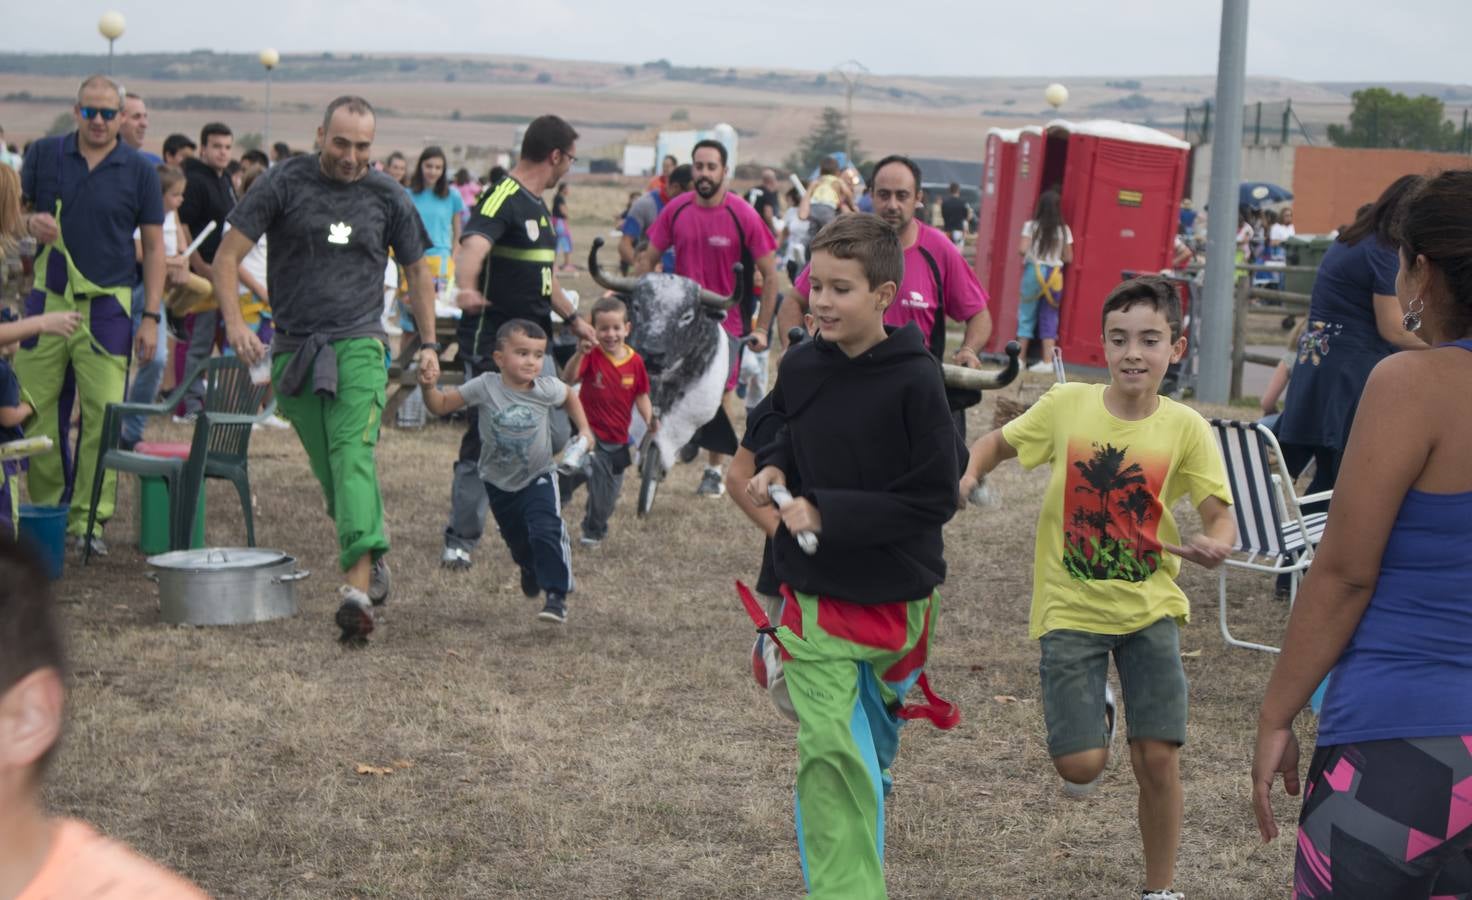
left=1209, top=419, right=1332, bottom=653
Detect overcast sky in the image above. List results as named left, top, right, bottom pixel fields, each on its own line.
left=14, top=0, right=1470, bottom=85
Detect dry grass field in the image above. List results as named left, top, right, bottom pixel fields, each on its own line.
left=43, top=216, right=1305, bottom=898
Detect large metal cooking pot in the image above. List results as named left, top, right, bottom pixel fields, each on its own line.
left=146, top=547, right=309, bottom=626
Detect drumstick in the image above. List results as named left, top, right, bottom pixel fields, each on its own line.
left=180, top=220, right=217, bottom=260
left=768, top=483, right=818, bottom=555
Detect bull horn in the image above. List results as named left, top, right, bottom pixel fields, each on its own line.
left=587, top=237, right=638, bottom=293
left=942, top=340, right=1023, bottom=391
left=699, top=262, right=744, bottom=310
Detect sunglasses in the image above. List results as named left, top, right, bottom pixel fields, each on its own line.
left=78, top=106, right=120, bottom=121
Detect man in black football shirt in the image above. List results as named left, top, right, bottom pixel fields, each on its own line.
left=441, top=114, right=595, bottom=570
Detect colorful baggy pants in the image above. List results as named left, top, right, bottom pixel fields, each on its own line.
left=749, top=585, right=954, bottom=899
left=16, top=206, right=133, bottom=537
left=271, top=338, right=388, bottom=571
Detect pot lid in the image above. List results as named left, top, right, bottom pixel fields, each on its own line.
left=147, top=547, right=292, bottom=571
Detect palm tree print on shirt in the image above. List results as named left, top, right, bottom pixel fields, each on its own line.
left=1062, top=440, right=1165, bottom=582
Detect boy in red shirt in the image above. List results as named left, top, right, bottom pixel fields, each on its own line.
left=559, top=296, right=655, bottom=546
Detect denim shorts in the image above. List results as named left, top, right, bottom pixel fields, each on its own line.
left=1038, top=616, right=1188, bottom=757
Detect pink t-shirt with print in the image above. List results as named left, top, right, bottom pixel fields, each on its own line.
left=646, top=191, right=778, bottom=338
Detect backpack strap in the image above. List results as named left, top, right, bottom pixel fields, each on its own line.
left=914, top=244, right=946, bottom=359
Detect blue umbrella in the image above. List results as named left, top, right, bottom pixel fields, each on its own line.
left=1240, top=182, right=1293, bottom=209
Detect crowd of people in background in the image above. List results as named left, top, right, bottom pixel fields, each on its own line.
left=5, top=73, right=1472, bottom=900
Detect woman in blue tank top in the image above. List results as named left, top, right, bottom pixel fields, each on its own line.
left=1252, top=169, right=1472, bottom=898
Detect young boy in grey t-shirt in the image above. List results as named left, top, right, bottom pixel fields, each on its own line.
left=422, top=319, right=594, bottom=624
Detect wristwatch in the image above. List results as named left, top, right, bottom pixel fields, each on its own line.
left=140, top=310, right=161, bottom=322
left=420, top=341, right=444, bottom=353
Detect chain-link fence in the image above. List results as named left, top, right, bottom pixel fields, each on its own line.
left=1181, top=99, right=1472, bottom=150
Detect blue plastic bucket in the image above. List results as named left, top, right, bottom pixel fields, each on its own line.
left=18, top=504, right=68, bottom=580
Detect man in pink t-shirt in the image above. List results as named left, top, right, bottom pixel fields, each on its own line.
left=638, top=139, right=779, bottom=497
left=789, top=155, right=991, bottom=367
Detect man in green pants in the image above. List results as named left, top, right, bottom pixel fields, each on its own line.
left=213, top=95, right=438, bottom=644
left=17, top=74, right=165, bottom=554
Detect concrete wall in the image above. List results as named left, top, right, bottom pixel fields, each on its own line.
left=1188, top=144, right=1296, bottom=208
left=1291, top=146, right=1472, bottom=234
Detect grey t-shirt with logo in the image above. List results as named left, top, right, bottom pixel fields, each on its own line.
left=458, top=372, right=569, bottom=491
left=226, top=154, right=429, bottom=338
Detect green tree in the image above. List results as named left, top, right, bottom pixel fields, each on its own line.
left=1328, top=88, right=1459, bottom=151
left=784, top=106, right=861, bottom=175
left=236, top=132, right=262, bottom=152
left=1072, top=443, right=1145, bottom=543
left=45, top=112, right=74, bottom=136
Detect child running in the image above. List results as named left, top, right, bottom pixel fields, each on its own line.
left=421, top=319, right=594, bottom=625
left=0, top=538, right=207, bottom=898
left=745, top=214, right=963, bottom=898
left=558, top=296, right=655, bottom=547
left=959, top=275, right=1235, bottom=900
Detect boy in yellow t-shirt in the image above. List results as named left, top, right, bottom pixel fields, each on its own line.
left=960, top=275, right=1235, bottom=900
left=0, top=539, right=207, bottom=900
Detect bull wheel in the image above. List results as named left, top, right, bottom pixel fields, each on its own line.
left=637, top=437, right=664, bottom=518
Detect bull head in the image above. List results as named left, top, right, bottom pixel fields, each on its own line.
left=941, top=341, right=1022, bottom=391
left=587, top=237, right=742, bottom=312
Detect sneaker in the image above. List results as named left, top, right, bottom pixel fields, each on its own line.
left=335, top=585, right=375, bottom=645
left=440, top=546, right=472, bottom=571
left=1141, top=890, right=1184, bottom=900
left=579, top=535, right=602, bottom=548
left=1028, top=360, right=1055, bottom=374
left=1062, top=683, right=1117, bottom=799
left=171, top=413, right=197, bottom=425
left=677, top=438, right=701, bottom=464
left=520, top=566, right=540, bottom=598
left=73, top=534, right=108, bottom=557
left=368, top=557, right=391, bottom=607
left=696, top=466, right=725, bottom=497
left=260, top=413, right=291, bottom=430
left=538, top=592, right=568, bottom=625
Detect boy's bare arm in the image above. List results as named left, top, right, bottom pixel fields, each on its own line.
left=561, top=388, right=595, bottom=446
left=0, top=403, right=31, bottom=428
left=635, top=392, right=656, bottom=431
left=419, top=375, right=466, bottom=416
left=959, top=428, right=1018, bottom=496
left=1163, top=495, right=1236, bottom=569
left=561, top=340, right=589, bottom=384
left=727, top=447, right=780, bottom=537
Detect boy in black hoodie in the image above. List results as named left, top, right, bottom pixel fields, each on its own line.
left=746, top=214, right=962, bottom=899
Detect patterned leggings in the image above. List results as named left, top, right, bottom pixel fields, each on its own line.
left=1297, top=735, right=1472, bottom=898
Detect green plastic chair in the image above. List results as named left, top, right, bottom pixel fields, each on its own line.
left=85, top=356, right=275, bottom=563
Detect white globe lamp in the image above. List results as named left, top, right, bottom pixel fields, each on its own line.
left=98, top=12, right=126, bottom=74
left=1044, top=83, right=1069, bottom=110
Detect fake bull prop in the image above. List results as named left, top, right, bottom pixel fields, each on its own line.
left=589, top=237, right=746, bottom=478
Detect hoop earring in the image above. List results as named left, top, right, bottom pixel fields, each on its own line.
left=1404, top=297, right=1424, bottom=333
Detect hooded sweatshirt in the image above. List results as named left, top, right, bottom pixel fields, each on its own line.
left=179, top=156, right=237, bottom=264
left=756, top=322, right=963, bottom=605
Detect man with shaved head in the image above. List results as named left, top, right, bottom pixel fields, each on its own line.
left=214, top=95, right=439, bottom=645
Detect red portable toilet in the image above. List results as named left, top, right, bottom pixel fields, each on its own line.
left=976, top=127, right=1038, bottom=354
left=984, top=126, right=1050, bottom=354
left=1039, top=119, right=1190, bottom=369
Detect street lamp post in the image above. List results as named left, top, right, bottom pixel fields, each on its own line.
left=98, top=12, right=126, bottom=76
left=259, top=48, right=279, bottom=150
left=833, top=59, right=868, bottom=166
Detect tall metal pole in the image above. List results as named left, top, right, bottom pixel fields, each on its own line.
left=108, top=40, right=115, bottom=75
left=264, top=71, right=272, bottom=148
left=1198, top=0, right=1250, bottom=404
left=834, top=60, right=867, bottom=166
